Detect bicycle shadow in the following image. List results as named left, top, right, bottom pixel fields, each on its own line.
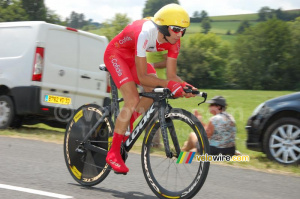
left=69, top=183, right=157, bottom=199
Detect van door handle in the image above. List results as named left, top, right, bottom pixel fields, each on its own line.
left=81, top=75, right=91, bottom=79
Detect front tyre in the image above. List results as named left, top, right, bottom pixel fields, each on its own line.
left=142, top=108, right=210, bottom=199
left=64, top=104, right=113, bottom=186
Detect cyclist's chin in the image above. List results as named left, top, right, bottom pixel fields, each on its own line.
left=168, top=39, right=178, bottom=45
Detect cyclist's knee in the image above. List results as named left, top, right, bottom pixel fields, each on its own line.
left=124, top=95, right=140, bottom=109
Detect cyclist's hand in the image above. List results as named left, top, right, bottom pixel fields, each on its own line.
left=167, top=80, right=184, bottom=98
left=181, top=81, right=197, bottom=98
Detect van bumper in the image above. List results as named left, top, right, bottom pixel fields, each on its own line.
left=10, top=86, right=73, bottom=122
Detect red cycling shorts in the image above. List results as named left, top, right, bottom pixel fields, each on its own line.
left=104, top=49, right=156, bottom=89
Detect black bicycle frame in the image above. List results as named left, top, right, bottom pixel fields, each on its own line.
left=78, top=89, right=180, bottom=159
left=81, top=65, right=183, bottom=158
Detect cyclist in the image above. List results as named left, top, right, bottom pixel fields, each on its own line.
left=104, top=3, right=197, bottom=174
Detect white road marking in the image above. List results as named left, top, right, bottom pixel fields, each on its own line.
left=0, top=183, right=73, bottom=198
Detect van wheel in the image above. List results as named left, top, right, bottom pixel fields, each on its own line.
left=0, top=95, right=15, bottom=129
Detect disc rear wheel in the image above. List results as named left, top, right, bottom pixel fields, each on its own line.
left=64, top=104, right=113, bottom=186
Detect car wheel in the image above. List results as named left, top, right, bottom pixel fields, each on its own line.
left=264, top=117, right=300, bottom=165
left=0, top=95, right=15, bottom=129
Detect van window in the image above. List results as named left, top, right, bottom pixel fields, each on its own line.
left=46, top=30, right=78, bottom=69
left=0, top=26, right=33, bottom=58
left=79, top=35, right=106, bottom=72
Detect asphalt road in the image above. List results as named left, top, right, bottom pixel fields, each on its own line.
left=0, top=136, right=299, bottom=199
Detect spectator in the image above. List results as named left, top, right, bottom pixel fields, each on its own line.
left=182, top=96, right=239, bottom=156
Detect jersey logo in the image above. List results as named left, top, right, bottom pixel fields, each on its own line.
left=143, top=40, right=148, bottom=49
left=111, top=58, right=123, bottom=77
left=119, top=36, right=132, bottom=45
left=114, top=42, right=120, bottom=48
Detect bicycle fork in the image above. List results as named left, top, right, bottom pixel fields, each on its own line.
left=158, top=101, right=181, bottom=158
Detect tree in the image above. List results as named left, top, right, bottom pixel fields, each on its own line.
left=143, top=0, right=179, bottom=18
left=0, top=0, right=29, bottom=22
left=101, top=13, right=131, bottom=41
left=21, top=0, right=47, bottom=21
left=0, top=0, right=12, bottom=8
left=229, top=19, right=297, bottom=90
left=236, top=20, right=251, bottom=34
left=288, top=17, right=300, bottom=89
left=200, top=10, right=208, bottom=20
left=258, top=6, right=274, bottom=21
left=177, top=33, right=231, bottom=88
left=201, top=17, right=211, bottom=34
left=45, top=8, right=61, bottom=24
left=66, top=11, right=88, bottom=29
left=193, top=11, right=200, bottom=18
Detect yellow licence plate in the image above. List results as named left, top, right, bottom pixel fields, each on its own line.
left=44, top=95, right=71, bottom=105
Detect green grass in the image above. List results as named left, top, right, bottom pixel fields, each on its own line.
left=210, top=13, right=258, bottom=21
left=1, top=89, right=299, bottom=176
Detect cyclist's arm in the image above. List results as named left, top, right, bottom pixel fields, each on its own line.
left=135, top=56, right=168, bottom=88
left=166, top=57, right=196, bottom=97
left=166, top=57, right=183, bottom=82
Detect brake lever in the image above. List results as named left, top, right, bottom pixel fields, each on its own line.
left=198, top=92, right=207, bottom=106
left=182, top=88, right=207, bottom=105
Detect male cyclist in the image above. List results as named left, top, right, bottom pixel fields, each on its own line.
left=104, top=3, right=197, bottom=174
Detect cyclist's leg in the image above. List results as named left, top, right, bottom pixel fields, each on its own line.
left=104, top=52, right=140, bottom=174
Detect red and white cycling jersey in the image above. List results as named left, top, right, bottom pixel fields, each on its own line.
left=104, top=19, right=181, bottom=88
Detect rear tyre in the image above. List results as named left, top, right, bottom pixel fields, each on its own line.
left=0, top=95, right=15, bottom=129
left=142, top=108, right=210, bottom=199
left=64, top=104, right=113, bottom=186
left=263, top=117, right=300, bottom=165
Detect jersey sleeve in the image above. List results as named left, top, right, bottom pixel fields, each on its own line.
left=136, top=31, right=149, bottom=57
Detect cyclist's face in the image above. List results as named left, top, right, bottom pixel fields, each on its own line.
left=166, top=26, right=185, bottom=44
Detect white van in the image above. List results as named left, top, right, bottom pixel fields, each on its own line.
left=0, top=21, right=111, bottom=129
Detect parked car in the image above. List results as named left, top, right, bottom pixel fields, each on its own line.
left=0, top=21, right=111, bottom=129
left=246, top=92, right=300, bottom=165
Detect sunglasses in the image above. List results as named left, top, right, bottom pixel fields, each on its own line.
left=169, top=26, right=186, bottom=34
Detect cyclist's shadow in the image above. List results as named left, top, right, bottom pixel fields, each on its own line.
left=70, top=183, right=157, bottom=199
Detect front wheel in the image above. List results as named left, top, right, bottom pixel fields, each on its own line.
left=142, top=108, right=210, bottom=199
left=64, top=104, right=113, bottom=186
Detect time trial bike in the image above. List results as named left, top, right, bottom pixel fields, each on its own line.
left=63, top=65, right=210, bottom=199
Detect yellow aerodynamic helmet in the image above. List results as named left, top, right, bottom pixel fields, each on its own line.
left=152, top=3, right=190, bottom=28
